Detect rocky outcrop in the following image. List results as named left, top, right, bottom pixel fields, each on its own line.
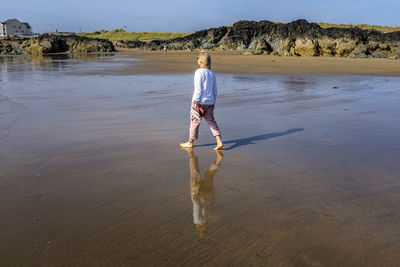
left=118, top=19, right=400, bottom=58
left=0, top=34, right=115, bottom=55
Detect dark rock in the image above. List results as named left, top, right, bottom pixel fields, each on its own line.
left=0, top=35, right=115, bottom=55
left=118, top=19, right=400, bottom=58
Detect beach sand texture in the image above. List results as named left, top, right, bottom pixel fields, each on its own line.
left=120, top=49, right=400, bottom=76
left=1, top=53, right=400, bottom=266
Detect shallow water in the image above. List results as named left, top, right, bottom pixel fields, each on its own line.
left=1, top=54, right=400, bottom=266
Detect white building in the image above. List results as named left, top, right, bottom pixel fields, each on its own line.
left=0, top=19, right=33, bottom=37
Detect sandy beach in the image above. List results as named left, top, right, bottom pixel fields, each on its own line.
left=117, top=49, right=400, bottom=76
left=1, top=52, right=400, bottom=266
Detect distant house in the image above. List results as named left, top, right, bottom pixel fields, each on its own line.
left=0, top=19, right=33, bottom=37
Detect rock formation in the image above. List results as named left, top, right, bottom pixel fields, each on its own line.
left=0, top=34, right=115, bottom=55
left=118, top=19, right=400, bottom=58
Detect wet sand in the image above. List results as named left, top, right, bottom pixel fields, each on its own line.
left=1, top=54, right=400, bottom=266
left=118, top=49, right=400, bottom=76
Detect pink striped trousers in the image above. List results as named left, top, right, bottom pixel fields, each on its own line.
left=189, top=104, right=221, bottom=140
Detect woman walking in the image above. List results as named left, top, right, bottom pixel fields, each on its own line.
left=180, top=52, right=223, bottom=150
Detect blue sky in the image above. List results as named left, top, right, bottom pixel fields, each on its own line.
left=2, top=0, right=399, bottom=33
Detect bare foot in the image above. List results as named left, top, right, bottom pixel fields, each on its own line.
left=180, top=141, right=193, bottom=148
left=213, top=143, right=223, bottom=150
left=214, top=135, right=223, bottom=150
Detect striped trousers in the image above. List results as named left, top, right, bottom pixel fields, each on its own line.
left=189, top=104, right=221, bottom=140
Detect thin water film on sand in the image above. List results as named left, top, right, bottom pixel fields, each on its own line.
left=1, top=54, right=400, bottom=266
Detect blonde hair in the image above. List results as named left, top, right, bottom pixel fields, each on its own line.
left=197, top=51, right=211, bottom=69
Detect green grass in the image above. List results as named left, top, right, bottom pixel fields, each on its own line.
left=76, top=29, right=191, bottom=41
left=316, top=22, right=400, bottom=33
left=272, top=21, right=400, bottom=33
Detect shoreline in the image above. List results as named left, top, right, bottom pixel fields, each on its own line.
left=2, top=48, right=399, bottom=76
left=118, top=48, right=400, bottom=76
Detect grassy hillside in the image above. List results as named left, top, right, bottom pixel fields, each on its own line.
left=77, top=22, right=400, bottom=42
left=77, top=29, right=190, bottom=41
left=316, top=22, right=400, bottom=33
left=273, top=21, right=400, bottom=33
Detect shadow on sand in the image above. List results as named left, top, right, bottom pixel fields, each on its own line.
left=195, top=128, right=304, bottom=150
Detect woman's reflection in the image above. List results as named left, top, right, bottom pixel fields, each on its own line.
left=181, top=148, right=223, bottom=237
